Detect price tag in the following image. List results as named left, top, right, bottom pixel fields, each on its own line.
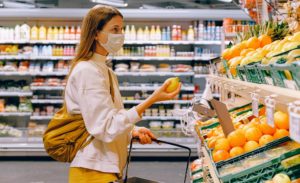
left=251, top=93, right=259, bottom=117
left=265, top=96, right=276, bottom=127
left=265, top=77, right=273, bottom=85
left=289, top=103, right=300, bottom=143
left=284, top=80, right=299, bottom=90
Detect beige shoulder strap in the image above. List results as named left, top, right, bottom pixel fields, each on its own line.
left=107, top=68, right=115, bottom=103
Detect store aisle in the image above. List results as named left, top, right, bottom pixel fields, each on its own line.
left=0, top=161, right=189, bottom=183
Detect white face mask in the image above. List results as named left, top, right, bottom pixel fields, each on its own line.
left=98, top=32, right=124, bottom=53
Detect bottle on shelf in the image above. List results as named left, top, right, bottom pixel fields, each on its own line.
left=58, top=26, right=64, bottom=40
left=70, top=26, right=76, bottom=40
left=156, top=25, right=161, bottom=41
left=53, top=26, right=59, bottom=40
left=137, top=27, right=143, bottom=41
left=166, top=26, right=171, bottom=41
left=124, top=25, right=130, bottom=40
left=47, top=26, right=53, bottom=40
left=198, top=21, right=204, bottom=41
left=182, top=30, right=187, bottom=41
left=39, top=25, right=47, bottom=40
left=172, top=25, right=177, bottom=41
left=144, top=26, right=150, bottom=41
left=161, top=27, right=166, bottom=41
left=211, top=21, right=216, bottom=40
left=170, top=46, right=175, bottom=57
left=75, top=26, right=81, bottom=40
left=30, top=25, right=39, bottom=40
left=187, top=25, right=194, bottom=41
left=14, top=24, right=21, bottom=41
left=20, top=23, right=30, bottom=41
left=130, top=25, right=136, bottom=41
left=64, top=26, right=70, bottom=40
left=177, top=25, right=182, bottom=41
left=150, top=25, right=156, bottom=41
left=193, top=21, right=198, bottom=41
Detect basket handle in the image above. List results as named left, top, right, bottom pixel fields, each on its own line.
left=123, top=137, right=191, bottom=183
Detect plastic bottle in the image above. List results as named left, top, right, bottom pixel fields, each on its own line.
left=198, top=21, right=204, bottom=41
left=58, top=26, right=64, bottom=40
left=53, top=26, right=59, bottom=40
left=14, top=25, right=21, bottom=41
left=144, top=26, right=149, bottom=41
left=207, top=21, right=211, bottom=40
left=182, top=30, right=187, bottom=41
left=70, top=26, right=76, bottom=40
left=125, top=25, right=130, bottom=40
left=171, top=25, right=177, bottom=41
left=156, top=25, right=161, bottom=41
left=166, top=26, right=171, bottom=41
left=177, top=25, right=182, bottom=41
left=150, top=25, right=156, bottom=41
left=75, top=26, right=81, bottom=40
left=47, top=26, right=53, bottom=40
left=64, top=26, right=69, bottom=40
left=20, top=23, right=30, bottom=41
left=193, top=21, right=198, bottom=41
left=130, top=25, right=136, bottom=41
left=170, top=46, right=175, bottom=57
left=39, top=25, right=46, bottom=40
left=31, top=25, right=39, bottom=40
left=137, top=27, right=143, bottom=41
left=187, top=25, right=194, bottom=41
left=211, top=21, right=216, bottom=40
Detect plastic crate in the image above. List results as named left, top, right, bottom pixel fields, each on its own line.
left=236, top=65, right=248, bottom=82
left=271, top=61, right=300, bottom=90
left=244, top=63, right=264, bottom=84
left=215, top=139, right=300, bottom=183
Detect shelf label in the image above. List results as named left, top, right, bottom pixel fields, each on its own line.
left=265, top=77, right=273, bottom=85
left=251, top=93, right=259, bottom=117
left=284, top=79, right=299, bottom=90
left=265, top=95, right=276, bottom=127
left=289, top=102, right=300, bottom=143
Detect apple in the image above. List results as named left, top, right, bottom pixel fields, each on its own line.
left=165, top=77, right=180, bottom=93
left=273, top=173, right=291, bottom=183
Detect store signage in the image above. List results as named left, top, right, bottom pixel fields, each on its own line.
left=251, top=92, right=259, bottom=117
left=265, top=95, right=276, bottom=127
left=288, top=102, right=300, bottom=143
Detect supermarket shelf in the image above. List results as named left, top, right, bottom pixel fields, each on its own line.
left=0, top=91, right=33, bottom=97
left=30, top=116, right=52, bottom=120
left=123, top=100, right=190, bottom=105
left=194, top=74, right=209, bottom=78
left=30, top=86, right=65, bottom=91
left=116, top=72, right=194, bottom=77
left=0, top=71, right=68, bottom=76
left=0, top=55, right=73, bottom=60
left=209, top=76, right=300, bottom=113
left=31, top=99, right=63, bottom=104
left=0, top=112, right=31, bottom=117
left=194, top=93, right=220, bottom=98
left=111, top=56, right=216, bottom=61
left=0, top=137, right=197, bottom=157
left=119, top=85, right=194, bottom=91
left=142, top=116, right=181, bottom=121
left=0, top=40, right=78, bottom=44
left=202, top=147, right=221, bottom=183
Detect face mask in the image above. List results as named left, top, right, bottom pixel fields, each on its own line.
left=98, top=32, right=124, bottom=53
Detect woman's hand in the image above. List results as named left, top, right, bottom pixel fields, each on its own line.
left=149, top=80, right=181, bottom=103
left=132, top=127, right=156, bottom=145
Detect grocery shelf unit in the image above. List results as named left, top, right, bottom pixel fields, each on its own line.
left=0, top=9, right=250, bottom=157
left=192, top=75, right=300, bottom=182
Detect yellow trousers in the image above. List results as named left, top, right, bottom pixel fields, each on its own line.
left=69, top=167, right=118, bottom=183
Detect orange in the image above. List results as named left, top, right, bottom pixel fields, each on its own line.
left=247, top=37, right=260, bottom=49
left=259, top=135, right=274, bottom=146
left=274, top=111, right=289, bottom=130
left=230, top=45, right=241, bottom=58
left=207, top=136, right=222, bottom=149
left=258, top=34, right=272, bottom=47
left=273, top=129, right=289, bottom=139
left=215, top=138, right=231, bottom=151
left=229, top=147, right=244, bottom=157
left=259, top=107, right=266, bottom=116
left=250, top=118, right=260, bottom=124
left=260, top=122, right=276, bottom=135
left=245, top=127, right=263, bottom=142
left=212, top=150, right=230, bottom=162
left=227, top=130, right=246, bottom=147
left=207, top=130, right=214, bottom=138
left=240, top=41, right=248, bottom=49
left=240, top=48, right=255, bottom=56
left=244, top=141, right=260, bottom=152
left=222, top=48, right=232, bottom=60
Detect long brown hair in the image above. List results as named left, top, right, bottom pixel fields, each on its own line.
left=70, top=5, right=123, bottom=72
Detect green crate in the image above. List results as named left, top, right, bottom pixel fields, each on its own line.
left=244, top=63, right=264, bottom=84
left=258, top=64, right=275, bottom=85
left=215, top=139, right=300, bottom=183
left=271, top=61, right=300, bottom=90
left=236, top=65, right=247, bottom=81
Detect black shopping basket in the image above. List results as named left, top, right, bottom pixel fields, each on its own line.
left=114, top=138, right=192, bottom=183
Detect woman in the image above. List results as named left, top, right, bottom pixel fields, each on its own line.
left=65, top=5, right=181, bottom=183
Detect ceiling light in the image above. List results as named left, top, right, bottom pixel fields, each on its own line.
left=218, top=0, right=233, bottom=2
left=90, top=0, right=128, bottom=7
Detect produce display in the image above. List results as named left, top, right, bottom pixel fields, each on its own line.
left=31, top=77, right=67, bottom=87
left=0, top=97, right=32, bottom=113
left=114, top=63, right=192, bottom=73
left=0, top=123, right=23, bottom=137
